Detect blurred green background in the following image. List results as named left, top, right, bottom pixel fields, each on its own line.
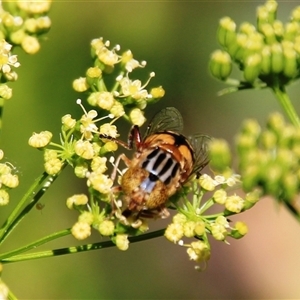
left=1, top=0, right=300, bottom=299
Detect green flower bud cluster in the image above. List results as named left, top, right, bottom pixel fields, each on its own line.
left=73, top=37, right=165, bottom=127
left=236, top=112, right=300, bottom=202
left=165, top=171, right=251, bottom=270
left=210, top=0, right=300, bottom=87
left=1, top=1, right=52, bottom=54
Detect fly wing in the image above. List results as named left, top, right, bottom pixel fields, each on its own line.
left=188, top=134, right=211, bottom=176
left=144, top=107, right=184, bottom=137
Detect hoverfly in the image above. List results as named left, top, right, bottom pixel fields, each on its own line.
left=101, top=107, right=210, bottom=219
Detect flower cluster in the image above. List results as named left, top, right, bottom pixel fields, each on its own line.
left=0, top=1, right=52, bottom=103
left=0, top=149, right=19, bottom=206
left=164, top=170, right=256, bottom=270
left=29, top=37, right=165, bottom=250
left=209, top=0, right=300, bottom=88
left=1, top=1, right=52, bottom=55
left=236, top=112, right=300, bottom=203
left=73, top=37, right=165, bottom=127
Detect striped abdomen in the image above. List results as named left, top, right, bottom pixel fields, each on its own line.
left=139, top=147, right=180, bottom=193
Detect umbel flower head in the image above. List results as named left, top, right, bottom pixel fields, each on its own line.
left=209, top=0, right=300, bottom=89
left=73, top=37, right=165, bottom=127
left=28, top=35, right=253, bottom=270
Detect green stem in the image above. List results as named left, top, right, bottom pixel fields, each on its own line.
left=0, top=163, right=67, bottom=245
left=1, top=229, right=165, bottom=264
left=0, top=229, right=71, bottom=260
left=272, top=85, right=300, bottom=128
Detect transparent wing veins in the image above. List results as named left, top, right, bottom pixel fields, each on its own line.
left=145, top=107, right=183, bottom=137
left=188, top=134, right=211, bottom=175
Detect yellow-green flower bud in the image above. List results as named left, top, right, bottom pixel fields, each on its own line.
left=265, top=0, right=278, bottom=22
left=73, top=77, right=89, bottom=92
left=243, top=53, right=262, bottom=83
left=121, top=50, right=133, bottom=64
left=217, top=17, right=237, bottom=48
left=74, top=140, right=95, bottom=160
left=129, top=108, right=146, bottom=127
left=282, top=173, right=298, bottom=201
left=210, top=222, right=227, bottom=241
left=230, top=221, right=248, bottom=239
left=267, top=112, right=285, bottom=134
left=2, top=12, right=15, bottom=28
left=74, top=163, right=89, bottom=178
left=62, top=114, right=76, bottom=130
left=209, top=50, right=232, bottom=81
left=110, top=101, right=125, bottom=117
left=241, top=118, right=261, bottom=137
left=86, top=66, right=102, bottom=86
left=283, top=47, right=298, bottom=79
left=66, top=194, right=88, bottom=209
left=10, top=29, right=26, bottom=45
left=257, top=1, right=277, bottom=31
left=194, top=221, right=205, bottom=236
left=71, top=222, right=91, bottom=240
left=36, top=16, right=51, bottom=32
left=99, top=220, right=115, bottom=236
left=273, top=20, right=284, bottom=39
left=243, top=32, right=264, bottom=59
left=260, top=130, right=277, bottom=149
left=261, top=45, right=271, bottom=75
left=213, top=189, right=227, bottom=205
left=291, top=6, right=300, bottom=22
left=78, top=211, right=94, bottom=225
left=44, top=149, right=58, bottom=161
left=199, top=174, right=216, bottom=191
left=257, top=6, right=269, bottom=32
left=100, top=141, right=118, bottom=154
left=225, top=194, right=244, bottom=213
left=183, top=221, right=196, bottom=238
left=28, top=131, right=53, bottom=148
left=284, top=22, right=300, bottom=42
left=0, top=84, right=12, bottom=100
left=242, top=164, right=260, bottom=192
left=243, top=189, right=261, bottom=210
left=172, top=213, right=187, bottom=224
left=44, top=158, right=63, bottom=175
left=1, top=173, right=19, bottom=188
left=165, top=223, right=184, bottom=243
left=260, top=23, right=276, bottom=44
left=228, top=33, right=247, bottom=61
left=24, top=18, right=37, bottom=33
left=0, top=190, right=9, bottom=206
left=271, top=43, right=283, bottom=74
left=21, top=36, right=40, bottom=54
left=239, top=22, right=256, bottom=35
left=115, top=234, right=129, bottom=251
left=209, top=139, right=231, bottom=172
left=264, top=163, right=282, bottom=195
left=150, top=86, right=165, bottom=99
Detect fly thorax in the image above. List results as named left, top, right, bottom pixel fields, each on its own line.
left=139, top=147, right=180, bottom=193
